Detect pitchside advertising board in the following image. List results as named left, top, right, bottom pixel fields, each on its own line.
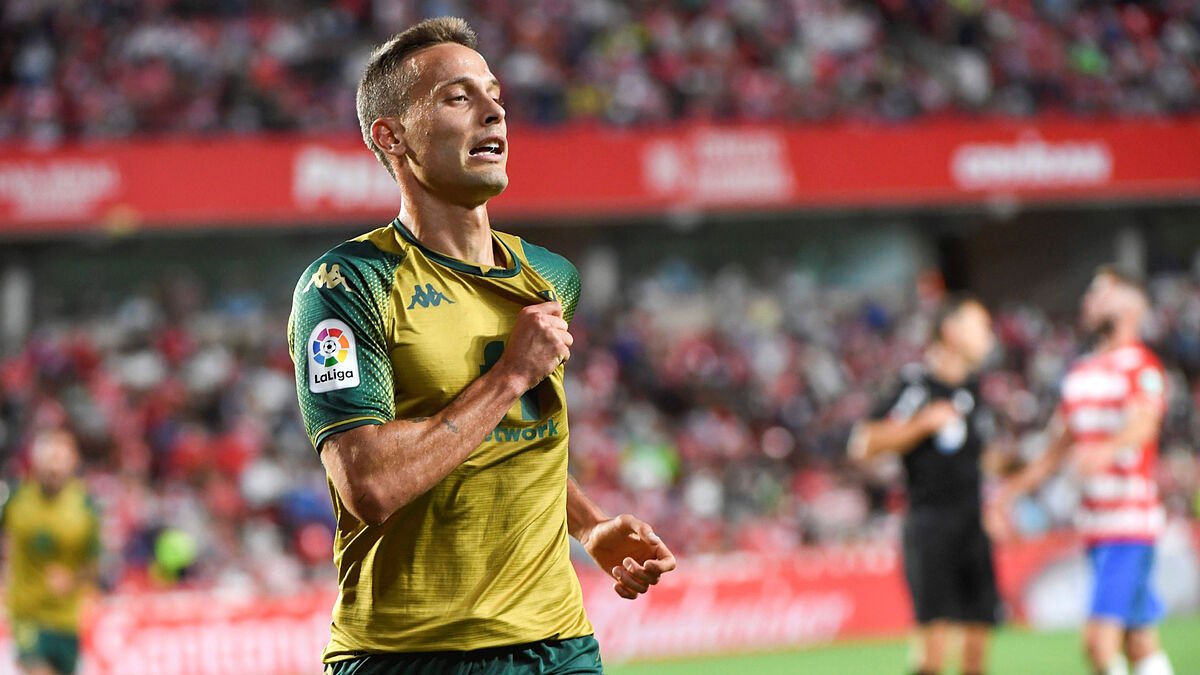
left=0, top=524, right=1196, bottom=674
left=0, top=117, right=1197, bottom=233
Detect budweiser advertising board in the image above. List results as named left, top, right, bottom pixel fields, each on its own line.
left=0, top=117, right=1197, bottom=233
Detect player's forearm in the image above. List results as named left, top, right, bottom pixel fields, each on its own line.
left=322, top=368, right=527, bottom=525
left=1001, top=428, right=1070, bottom=499
left=566, top=477, right=609, bottom=542
left=850, top=420, right=931, bottom=461
left=1003, top=455, right=1054, bottom=498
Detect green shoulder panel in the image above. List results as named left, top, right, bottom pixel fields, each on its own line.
left=520, top=240, right=581, bottom=323
left=83, top=490, right=102, bottom=559
left=289, top=238, right=404, bottom=449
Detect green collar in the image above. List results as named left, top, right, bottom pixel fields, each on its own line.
left=392, top=218, right=521, bottom=278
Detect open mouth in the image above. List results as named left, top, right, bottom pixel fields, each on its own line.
left=469, top=140, right=504, bottom=157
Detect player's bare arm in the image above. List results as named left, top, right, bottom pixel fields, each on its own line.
left=985, top=415, right=1072, bottom=540
left=980, top=442, right=1020, bottom=477
left=848, top=400, right=960, bottom=462
left=1000, top=415, right=1073, bottom=499
left=321, top=301, right=571, bottom=525
left=566, top=478, right=677, bottom=600
left=1072, top=399, right=1163, bottom=477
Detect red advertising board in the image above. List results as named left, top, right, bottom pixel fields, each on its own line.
left=0, top=117, right=1197, bottom=233
left=0, top=524, right=1196, bottom=673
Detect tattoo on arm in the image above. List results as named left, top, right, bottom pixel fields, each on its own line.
left=442, top=418, right=460, bottom=434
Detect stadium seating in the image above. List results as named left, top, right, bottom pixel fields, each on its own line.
left=0, top=1, right=1196, bottom=142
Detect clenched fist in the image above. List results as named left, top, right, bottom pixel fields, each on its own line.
left=495, top=301, right=573, bottom=392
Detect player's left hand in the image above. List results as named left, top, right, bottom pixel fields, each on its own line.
left=580, top=514, right=676, bottom=600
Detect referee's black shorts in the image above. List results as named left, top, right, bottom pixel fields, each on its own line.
left=902, top=506, right=1000, bottom=626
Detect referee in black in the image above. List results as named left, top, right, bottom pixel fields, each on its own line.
left=850, top=296, right=1001, bottom=675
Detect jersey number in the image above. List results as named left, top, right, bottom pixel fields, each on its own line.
left=481, top=341, right=541, bottom=421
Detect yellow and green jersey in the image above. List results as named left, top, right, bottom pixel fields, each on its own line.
left=1, top=479, right=99, bottom=633
left=288, top=218, right=591, bottom=662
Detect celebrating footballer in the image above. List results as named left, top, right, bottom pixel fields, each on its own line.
left=288, top=17, right=676, bottom=675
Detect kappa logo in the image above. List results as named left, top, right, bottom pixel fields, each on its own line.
left=407, top=283, right=454, bottom=309
left=304, top=263, right=353, bottom=293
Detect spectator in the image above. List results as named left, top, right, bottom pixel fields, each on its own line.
left=1, top=1, right=1197, bottom=142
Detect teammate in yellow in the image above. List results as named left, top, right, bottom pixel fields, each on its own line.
left=2, top=430, right=99, bottom=675
left=288, top=17, right=676, bottom=674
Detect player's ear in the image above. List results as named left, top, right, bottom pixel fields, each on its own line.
left=371, top=117, right=407, bottom=161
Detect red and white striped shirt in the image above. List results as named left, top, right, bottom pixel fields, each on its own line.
left=1059, top=343, right=1166, bottom=544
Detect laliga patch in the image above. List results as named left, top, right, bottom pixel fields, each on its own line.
left=1138, top=368, right=1163, bottom=395
left=308, top=319, right=360, bottom=393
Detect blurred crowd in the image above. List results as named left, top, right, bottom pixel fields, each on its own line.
left=567, top=263, right=1200, bottom=554
left=2, top=258, right=1199, bottom=593
left=2, top=0, right=1199, bottom=142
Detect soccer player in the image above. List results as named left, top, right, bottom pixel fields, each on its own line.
left=849, top=297, right=999, bottom=675
left=1, top=429, right=100, bottom=675
left=288, top=17, right=676, bottom=674
left=989, top=266, right=1174, bottom=675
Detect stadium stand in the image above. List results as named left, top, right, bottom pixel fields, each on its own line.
left=0, top=0, right=1197, bottom=142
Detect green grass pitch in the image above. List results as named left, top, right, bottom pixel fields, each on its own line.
left=606, top=614, right=1200, bottom=675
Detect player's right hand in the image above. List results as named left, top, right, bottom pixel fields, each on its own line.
left=983, top=490, right=1017, bottom=542
left=496, top=301, right=573, bottom=391
left=915, top=400, right=959, bottom=433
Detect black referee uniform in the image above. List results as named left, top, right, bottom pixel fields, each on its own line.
left=871, top=364, right=1000, bottom=626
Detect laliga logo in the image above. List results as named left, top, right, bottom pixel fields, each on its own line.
left=308, top=319, right=360, bottom=392
left=312, top=326, right=350, bottom=368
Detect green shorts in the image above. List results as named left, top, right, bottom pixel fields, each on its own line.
left=11, top=619, right=79, bottom=675
left=326, top=635, right=603, bottom=675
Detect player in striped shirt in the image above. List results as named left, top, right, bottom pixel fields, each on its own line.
left=989, top=266, right=1173, bottom=675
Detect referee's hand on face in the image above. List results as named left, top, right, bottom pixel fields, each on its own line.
left=495, top=301, right=573, bottom=391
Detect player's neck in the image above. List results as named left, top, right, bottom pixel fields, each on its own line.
left=397, top=193, right=497, bottom=266
left=1095, top=320, right=1140, bottom=353
left=36, top=479, right=66, bottom=499
left=925, top=343, right=970, bottom=386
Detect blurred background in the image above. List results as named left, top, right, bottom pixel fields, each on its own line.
left=0, top=1, right=1199, bottom=673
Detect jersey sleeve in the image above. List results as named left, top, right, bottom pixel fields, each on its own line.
left=521, top=240, right=581, bottom=322
left=1127, top=352, right=1167, bottom=414
left=289, top=242, right=399, bottom=450
left=869, top=366, right=928, bottom=422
